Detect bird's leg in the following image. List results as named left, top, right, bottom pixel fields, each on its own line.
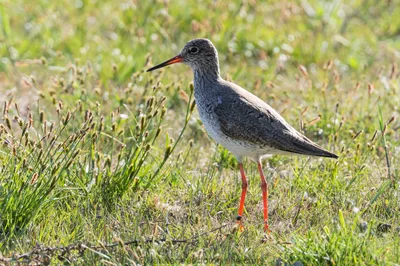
left=257, top=161, right=271, bottom=233
left=236, top=163, right=248, bottom=231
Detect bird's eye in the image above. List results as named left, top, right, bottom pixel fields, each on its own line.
left=188, top=47, right=199, bottom=54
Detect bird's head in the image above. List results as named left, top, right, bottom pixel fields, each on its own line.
left=147, top=38, right=219, bottom=75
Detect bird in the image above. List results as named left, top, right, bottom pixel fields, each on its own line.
left=147, top=38, right=338, bottom=232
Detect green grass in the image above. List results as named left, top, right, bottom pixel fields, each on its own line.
left=0, top=0, right=399, bottom=264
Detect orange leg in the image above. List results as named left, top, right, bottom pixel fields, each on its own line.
left=236, top=163, right=248, bottom=230
left=257, top=161, right=270, bottom=232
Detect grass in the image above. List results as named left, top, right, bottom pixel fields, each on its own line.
left=0, top=0, right=399, bottom=264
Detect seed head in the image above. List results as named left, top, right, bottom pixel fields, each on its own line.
left=5, top=116, right=11, bottom=129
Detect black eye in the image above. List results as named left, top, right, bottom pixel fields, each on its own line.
left=188, top=47, right=199, bottom=54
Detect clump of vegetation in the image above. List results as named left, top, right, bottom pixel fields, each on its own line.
left=0, top=66, right=195, bottom=240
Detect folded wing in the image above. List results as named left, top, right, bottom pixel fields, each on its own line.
left=214, top=81, right=338, bottom=159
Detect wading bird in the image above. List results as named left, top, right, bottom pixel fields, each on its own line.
left=147, top=38, right=338, bottom=232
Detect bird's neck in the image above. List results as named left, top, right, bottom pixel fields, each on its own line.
left=191, top=57, right=221, bottom=99
left=192, top=70, right=222, bottom=105
left=193, top=69, right=220, bottom=97
left=194, top=68, right=220, bottom=81
left=193, top=62, right=221, bottom=88
left=192, top=56, right=221, bottom=82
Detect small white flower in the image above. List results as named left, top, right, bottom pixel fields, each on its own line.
left=119, top=114, right=128, bottom=120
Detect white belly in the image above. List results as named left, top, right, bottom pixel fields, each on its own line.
left=197, top=106, right=277, bottom=161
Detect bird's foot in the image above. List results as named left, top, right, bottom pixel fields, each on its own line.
left=264, top=222, right=271, bottom=234
left=261, top=222, right=274, bottom=242
left=235, top=221, right=245, bottom=232
left=235, top=216, right=245, bottom=232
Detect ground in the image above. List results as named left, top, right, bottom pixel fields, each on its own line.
left=0, top=0, right=399, bottom=265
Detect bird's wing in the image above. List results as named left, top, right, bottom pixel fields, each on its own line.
left=214, top=82, right=337, bottom=158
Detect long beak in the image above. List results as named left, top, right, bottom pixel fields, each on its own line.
left=147, top=55, right=183, bottom=72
